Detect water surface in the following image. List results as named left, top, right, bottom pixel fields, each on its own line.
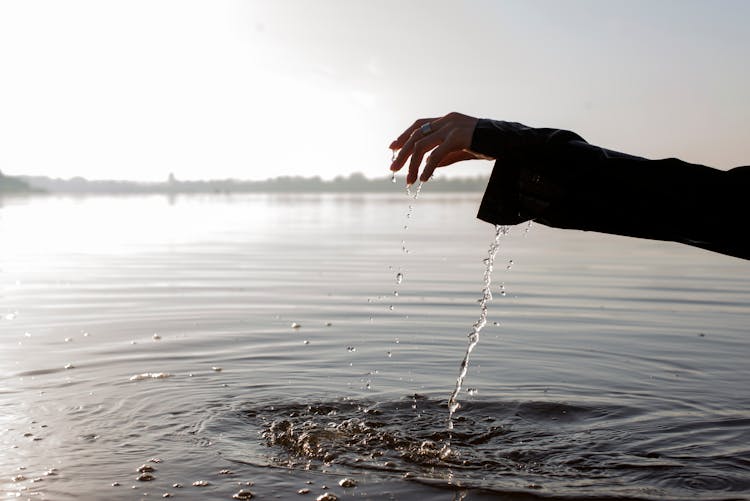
left=1, top=193, right=748, bottom=500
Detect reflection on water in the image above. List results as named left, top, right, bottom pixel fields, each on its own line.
left=1, top=193, right=749, bottom=500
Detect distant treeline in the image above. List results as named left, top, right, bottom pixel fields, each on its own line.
left=0, top=171, right=39, bottom=194
left=14, top=172, right=487, bottom=194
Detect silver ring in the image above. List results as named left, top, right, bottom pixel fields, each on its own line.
left=420, top=122, right=432, bottom=136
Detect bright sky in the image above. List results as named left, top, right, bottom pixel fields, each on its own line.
left=1, top=0, right=748, bottom=181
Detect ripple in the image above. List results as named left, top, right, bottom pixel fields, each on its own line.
left=189, top=396, right=749, bottom=499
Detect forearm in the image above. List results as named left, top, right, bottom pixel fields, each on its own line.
left=473, top=119, right=750, bottom=260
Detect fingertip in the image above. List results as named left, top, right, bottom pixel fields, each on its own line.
left=389, top=141, right=397, bottom=149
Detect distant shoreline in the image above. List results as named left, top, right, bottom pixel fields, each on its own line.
left=0, top=171, right=40, bottom=194
left=7, top=172, right=487, bottom=195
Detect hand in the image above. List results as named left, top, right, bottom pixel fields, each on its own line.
left=389, top=112, right=493, bottom=185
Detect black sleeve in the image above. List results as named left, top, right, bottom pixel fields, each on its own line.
left=472, top=119, right=750, bottom=261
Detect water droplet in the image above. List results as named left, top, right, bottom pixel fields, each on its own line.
left=391, top=172, right=396, bottom=183
left=386, top=351, right=392, bottom=358
left=338, top=478, right=357, bottom=488
left=192, top=480, right=210, bottom=487
left=64, top=337, right=72, bottom=342
left=393, top=291, right=399, bottom=296
left=152, top=333, right=161, bottom=340
left=137, top=464, right=156, bottom=473
left=325, top=321, right=333, bottom=327
left=137, top=473, right=155, bottom=482
left=395, top=273, right=403, bottom=284
left=64, top=363, right=75, bottom=370
left=232, top=489, right=254, bottom=500
left=388, top=305, right=394, bottom=311
left=467, top=388, right=478, bottom=396
left=316, top=493, right=339, bottom=501
left=303, top=340, right=310, bottom=345
left=493, top=321, right=500, bottom=326
left=211, top=366, right=223, bottom=372
left=346, top=346, right=356, bottom=352
left=291, top=322, right=301, bottom=329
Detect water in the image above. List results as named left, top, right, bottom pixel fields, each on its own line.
left=445, top=224, right=506, bottom=440
left=1, top=193, right=749, bottom=500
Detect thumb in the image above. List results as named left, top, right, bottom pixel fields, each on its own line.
left=421, top=140, right=463, bottom=182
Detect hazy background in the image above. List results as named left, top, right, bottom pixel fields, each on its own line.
left=1, top=0, right=749, bottom=182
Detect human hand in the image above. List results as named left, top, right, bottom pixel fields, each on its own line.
left=389, top=112, right=493, bottom=185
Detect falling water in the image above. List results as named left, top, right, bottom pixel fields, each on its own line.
left=405, top=181, right=423, bottom=201
left=442, top=224, right=507, bottom=457
left=390, top=149, right=397, bottom=183
left=391, top=182, right=424, bottom=309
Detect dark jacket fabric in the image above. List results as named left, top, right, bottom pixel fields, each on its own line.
left=472, top=119, right=750, bottom=260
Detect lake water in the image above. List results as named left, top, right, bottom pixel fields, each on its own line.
left=1, top=192, right=749, bottom=500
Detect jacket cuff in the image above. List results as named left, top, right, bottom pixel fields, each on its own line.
left=477, top=158, right=524, bottom=225
left=470, top=119, right=535, bottom=158
left=475, top=120, right=584, bottom=226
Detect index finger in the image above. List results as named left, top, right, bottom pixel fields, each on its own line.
left=389, top=117, right=438, bottom=151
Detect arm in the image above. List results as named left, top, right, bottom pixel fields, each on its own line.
left=389, top=113, right=750, bottom=261
left=472, top=119, right=750, bottom=260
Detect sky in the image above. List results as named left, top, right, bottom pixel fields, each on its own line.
left=0, top=0, right=748, bottom=181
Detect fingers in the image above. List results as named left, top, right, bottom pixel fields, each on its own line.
left=390, top=117, right=439, bottom=174
left=389, top=112, right=480, bottom=184
left=406, top=134, right=448, bottom=185
left=390, top=114, right=456, bottom=176
left=389, top=117, right=437, bottom=151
